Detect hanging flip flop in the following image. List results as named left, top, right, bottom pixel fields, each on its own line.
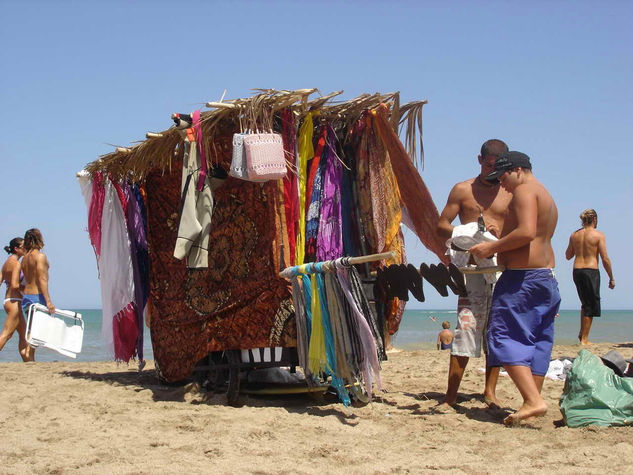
left=420, top=263, right=448, bottom=297
left=448, top=263, right=468, bottom=297
left=406, top=263, right=425, bottom=302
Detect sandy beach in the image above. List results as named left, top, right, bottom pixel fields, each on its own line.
left=1, top=342, right=631, bottom=474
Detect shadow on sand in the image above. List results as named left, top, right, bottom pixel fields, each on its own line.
left=60, top=368, right=360, bottom=425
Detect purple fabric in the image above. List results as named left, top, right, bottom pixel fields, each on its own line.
left=131, top=185, right=149, bottom=308
left=125, top=184, right=149, bottom=360
left=316, top=126, right=343, bottom=261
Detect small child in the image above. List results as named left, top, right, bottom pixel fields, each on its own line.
left=437, top=321, right=454, bottom=350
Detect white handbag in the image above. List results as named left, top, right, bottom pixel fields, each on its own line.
left=229, top=132, right=251, bottom=179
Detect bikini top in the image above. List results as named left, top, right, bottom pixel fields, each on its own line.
left=2, top=269, right=25, bottom=288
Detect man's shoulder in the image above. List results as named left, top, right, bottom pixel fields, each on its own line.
left=28, top=251, right=47, bottom=263
left=516, top=180, right=550, bottom=198
left=589, top=228, right=606, bottom=239
left=450, top=178, right=476, bottom=194
left=457, top=177, right=476, bottom=187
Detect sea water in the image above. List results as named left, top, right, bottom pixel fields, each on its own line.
left=0, top=308, right=630, bottom=362
left=0, top=309, right=153, bottom=363
left=393, top=309, right=633, bottom=350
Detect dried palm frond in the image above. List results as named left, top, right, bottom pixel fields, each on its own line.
left=398, top=100, right=427, bottom=169
left=81, top=88, right=428, bottom=182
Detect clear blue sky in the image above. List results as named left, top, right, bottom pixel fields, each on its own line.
left=1, top=1, right=631, bottom=310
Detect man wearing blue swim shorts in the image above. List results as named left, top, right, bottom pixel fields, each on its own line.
left=21, top=229, right=55, bottom=318
left=470, top=151, right=560, bottom=426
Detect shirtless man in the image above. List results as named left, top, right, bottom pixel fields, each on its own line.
left=21, top=229, right=55, bottom=320
left=565, top=209, right=615, bottom=345
left=437, top=139, right=512, bottom=409
left=470, top=151, right=560, bottom=426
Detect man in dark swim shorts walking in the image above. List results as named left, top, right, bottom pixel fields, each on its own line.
left=565, top=209, right=615, bottom=345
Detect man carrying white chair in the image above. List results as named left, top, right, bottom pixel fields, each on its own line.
left=21, top=228, right=84, bottom=358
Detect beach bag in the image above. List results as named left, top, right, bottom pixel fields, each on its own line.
left=559, top=349, right=633, bottom=427
left=243, top=132, right=287, bottom=181
left=229, top=132, right=250, bottom=180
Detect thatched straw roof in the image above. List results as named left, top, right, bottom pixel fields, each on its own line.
left=83, top=89, right=427, bottom=182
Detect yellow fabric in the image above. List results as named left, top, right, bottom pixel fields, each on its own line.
left=307, top=273, right=327, bottom=375
left=295, top=112, right=314, bottom=265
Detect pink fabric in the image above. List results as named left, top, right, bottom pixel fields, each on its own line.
left=112, top=181, right=129, bottom=222
left=113, top=302, right=140, bottom=362
left=88, top=172, right=105, bottom=258
left=281, top=109, right=298, bottom=264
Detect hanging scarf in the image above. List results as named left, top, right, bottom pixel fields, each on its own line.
left=355, top=116, right=379, bottom=254
left=305, top=133, right=327, bottom=262
left=373, top=104, right=446, bottom=262
left=336, top=265, right=382, bottom=398
left=305, top=126, right=327, bottom=214
left=87, top=172, right=105, bottom=259
left=315, top=269, right=350, bottom=406
left=301, top=273, right=313, bottom=345
left=281, top=108, right=298, bottom=264
left=295, top=113, right=314, bottom=265
left=100, top=179, right=139, bottom=362
left=348, top=265, right=386, bottom=361
left=126, top=184, right=149, bottom=360
left=291, top=275, right=309, bottom=375
left=307, top=272, right=327, bottom=376
left=316, top=126, right=343, bottom=261
left=340, top=133, right=360, bottom=258
left=324, top=272, right=355, bottom=382
left=367, top=115, right=403, bottom=265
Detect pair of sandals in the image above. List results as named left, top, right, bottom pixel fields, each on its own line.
left=374, top=263, right=424, bottom=302
left=374, top=262, right=468, bottom=302
left=419, top=263, right=467, bottom=298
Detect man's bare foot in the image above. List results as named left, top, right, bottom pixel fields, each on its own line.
left=433, top=402, right=457, bottom=414
left=503, top=400, right=547, bottom=426
left=580, top=340, right=593, bottom=346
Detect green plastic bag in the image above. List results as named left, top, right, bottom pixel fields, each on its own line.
left=560, top=349, right=633, bottom=427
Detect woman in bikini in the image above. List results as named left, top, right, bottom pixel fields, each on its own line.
left=0, top=237, right=33, bottom=361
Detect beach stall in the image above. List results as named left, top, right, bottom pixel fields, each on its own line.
left=77, top=89, right=446, bottom=403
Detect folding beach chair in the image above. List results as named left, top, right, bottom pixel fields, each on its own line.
left=25, top=303, right=84, bottom=358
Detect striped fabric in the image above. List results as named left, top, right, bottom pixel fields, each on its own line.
left=240, top=346, right=287, bottom=364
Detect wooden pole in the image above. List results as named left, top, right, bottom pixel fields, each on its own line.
left=279, top=251, right=396, bottom=278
